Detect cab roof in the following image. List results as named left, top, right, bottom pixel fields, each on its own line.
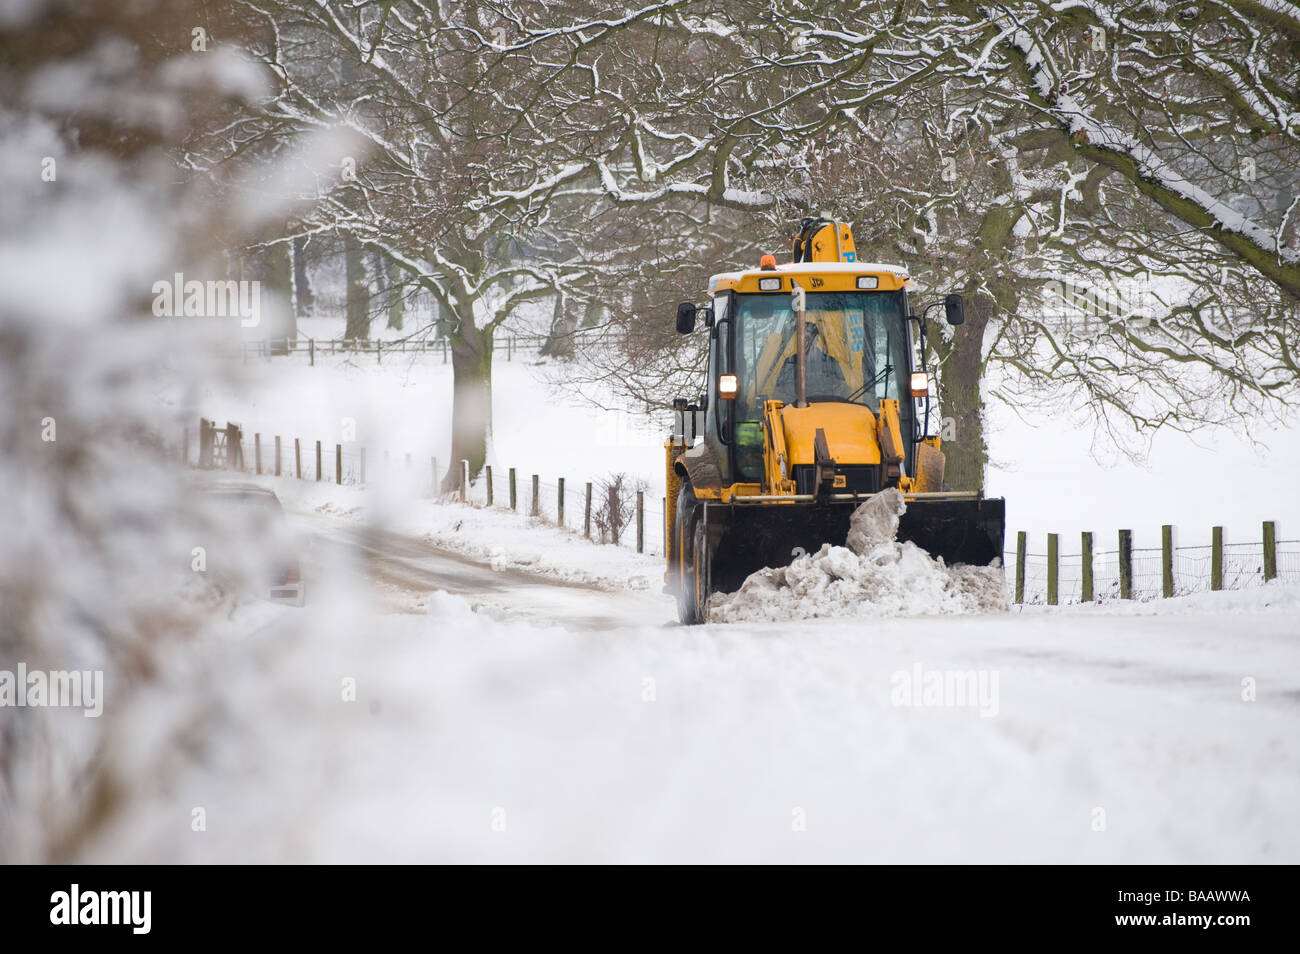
left=708, top=261, right=912, bottom=295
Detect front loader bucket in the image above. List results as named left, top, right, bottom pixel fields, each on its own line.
left=898, top=496, right=1006, bottom=568
left=704, top=494, right=1005, bottom=596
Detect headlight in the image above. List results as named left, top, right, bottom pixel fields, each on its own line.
left=910, top=371, right=929, bottom=397
left=856, top=275, right=879, bottom=289
left=718, top=374, right=739, bottom=398
left=758, top=277, right=781, bottom=291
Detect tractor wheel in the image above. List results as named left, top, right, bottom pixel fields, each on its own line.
left=690, top=518, right=712, bottom=623
left=674, top=484, right=710, bottom=625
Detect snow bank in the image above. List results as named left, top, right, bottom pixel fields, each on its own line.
left=1061, top=577, right=1300, bottom=618
left=709, top=490, right=1008, bottom=622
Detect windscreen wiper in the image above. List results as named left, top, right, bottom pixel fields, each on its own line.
left=846, top=360, right=891, bottom=404
left=847, top=328, right=893, bottom=404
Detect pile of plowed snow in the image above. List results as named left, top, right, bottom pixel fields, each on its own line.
left=708, top=489, right=1008, bottom=622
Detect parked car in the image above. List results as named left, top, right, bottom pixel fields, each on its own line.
left=196, top=481, right=305, bottom=606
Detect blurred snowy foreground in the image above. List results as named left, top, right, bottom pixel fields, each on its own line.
left=66, top=474, right=1300, bottom=865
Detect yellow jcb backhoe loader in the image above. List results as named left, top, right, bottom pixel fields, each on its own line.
left=665, top=217, right=1006, bottom=624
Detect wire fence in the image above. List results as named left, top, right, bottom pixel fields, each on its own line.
left=1006, top=533, right=1299, bottom=604
left=186, top=421, right=667, bottom=558
left=225, top=330, right=605, bottom=366
left=470, top=468, right=667, bottom=557
left=188, top=420, right=1296, bottom=601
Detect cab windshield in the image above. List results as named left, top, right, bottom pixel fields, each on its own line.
left=731, top=290, right=911, bottom=422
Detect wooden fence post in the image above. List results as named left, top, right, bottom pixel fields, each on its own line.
left=636, top=491, right=645, bottom=554
left=432, top=457, right=439, bottom=494
left=275, top=436, right=281, bottom=477
left=1211, top=526, right=1223, bottom=591
left=1263, top=520, right=1277, bottom=581
left=1047, top=532, right=1059, bottom=606
left=460, top=459, right=469, bottom=503
left=309, top=338, right=315, bottom=366
left=609, top=483, right=621, bottom=545
left=1119, top=529, right=1132, bottom=599
left=584, top=482, right=593, bottom=539
left=360, top=447, right=366, bottom=484
left=1014, top=531, right=1026, bottom=604
left=255, top=433, right=262, bottom=475
left=1161, top=524, right=1174, bottom=598
left=557, top=477, right=565, bottom=526
left=509, top=468, right=517, bottom=511
left=229, top=423, right=245, bottom=471
left=295, top=438, right=302, bottom=479
left=1081, top=531, right=1094, bottom=602
left=486, top=465, right=494, bottom=506
left=315, top=440, right=322, bottom=481
left=531, top=474, right=540, bottom=517
left=336, top=444, right=342, bottom=485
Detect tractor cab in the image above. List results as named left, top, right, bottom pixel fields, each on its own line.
left=665, top=217, right=1002, bottom=624
left=673, top=218, right=954, bottom=495
left=704, top=260, right=923, bottom=491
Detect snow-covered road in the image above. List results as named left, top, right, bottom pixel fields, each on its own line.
left=309, top=519, right=676, bottom=629
left=77, top=498, right=1300, bottom=864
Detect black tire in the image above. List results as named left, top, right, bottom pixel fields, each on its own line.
left=674, top=483, right=709, bottom=625
left=690, top=518, right=711, bottom=623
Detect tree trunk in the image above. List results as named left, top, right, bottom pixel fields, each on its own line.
left=262, top=237, right=294, bottom=353
left=344, top=234, right=370, bottom=343
left=371, top=248, right=388, bottom=330
left=539, top=292, right=573, bottom=358
left=387, top=257, right=404, bottom=330
left=936, top=293, right=991, bottom=492
left=442, top=324, right=494, bottom=492
left=292, top=235, right=313, bottom=318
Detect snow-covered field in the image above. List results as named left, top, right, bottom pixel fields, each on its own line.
left=193, top=349, right=666, bottom=506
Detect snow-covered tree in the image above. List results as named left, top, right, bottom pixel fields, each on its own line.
left=503, top=1, right=1300, bottom=485
left=213, top=1, right=604, bottom=487
left=196, top=1, right=1298, bottom=491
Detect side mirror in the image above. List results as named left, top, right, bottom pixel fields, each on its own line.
left=675, top=302, right=696, bottom=334
left=944, top=294, right=965, bottom=326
